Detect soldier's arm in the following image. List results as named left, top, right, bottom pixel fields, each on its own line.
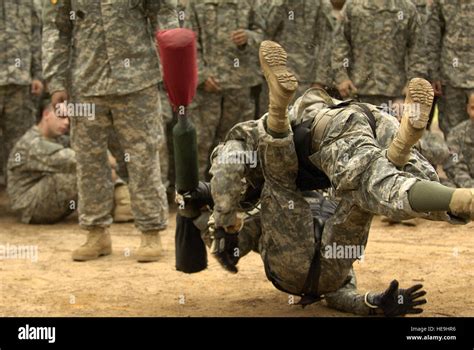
left=27, top=144, right=76, bottom=174
left=31, top=7, right=43, bottom=81
left=324, top=271, right=373, bottom=316
left=184, top=1, right=209, bottom=86
left=263, top=1, right=285, bottom=40
left=244, top=2, right=265, bottom=49
left=406, top=7, right=429, bottom=81
left=312, top=1, right=333, bottom=87
left=331, top=1, right=352, bottom=85
left=42, top=0, right=72, bottom=94
left=209, top=141, right=249, bottom=229
left=426, top=0, right=443, bottom=82
left=444, top=131, right=474, bottom=188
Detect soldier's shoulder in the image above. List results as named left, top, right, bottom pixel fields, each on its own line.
left=448, top=120, right=472, bottom=139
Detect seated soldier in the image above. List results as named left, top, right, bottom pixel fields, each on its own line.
left=191, top=41, right=473, bottom=316
left=443, top=92, right=474, bottom=188
left=7, top=99, right=132, bottom=224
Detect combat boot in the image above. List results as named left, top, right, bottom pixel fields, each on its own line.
left=136, top=230, right=162, bottom=263
left=259, top=40, right=298, bottom=135
left=72, top=227, right=112, bottom=261
left=449, top=189, right=474, bottom=220
left=387, top=78, right=434, bottom=167
left=113, top=184, right=134, bottom=222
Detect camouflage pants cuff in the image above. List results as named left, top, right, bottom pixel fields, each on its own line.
left=257, top=117, right=293, bottom=147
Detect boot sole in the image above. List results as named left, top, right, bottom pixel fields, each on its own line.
left=405, top=78, right=434, bottom=129
left=72, top=248, right=112, bottom=262
left=259, top=40, right=298, bottom=93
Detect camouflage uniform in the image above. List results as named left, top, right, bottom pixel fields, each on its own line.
left=332, top=0, right=427, bottom=106
left=7, top=125, right=76, bottom=224
left=185, top=0, right=265, bottom=179
left=0, top=0, right=42, bottom=180
left=207, top=89, right=456, bottom=314
left=427, top=0, right=474, bottom=134
left=443, top=120, right=474, bottom=188
left=42, top=1, right=178, bottom=232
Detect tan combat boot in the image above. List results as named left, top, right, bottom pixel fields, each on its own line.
left=136, top=230, right=162, bottom=263
left=113, top=184, right=134, bottom=223
left=259, top=40, right=298, bottom=134
left=449, top=189, right=474, bottom=220
left=387, top=78, right=434, bottom=167
left=72, top=227, right=112, bottom=261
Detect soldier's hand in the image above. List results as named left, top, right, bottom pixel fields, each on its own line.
left=52, top=90, right=69, bottom=109
left=337, top=79, right=358, bottom=98
left=231, top=29, right=248, bottom=47
left=432, top=81, right=443, bottom=96
left=204, top=77, right=221, bottom=93
left=31, top=79, right=44, bottom=96
left=367, top=280, right=427, bottom=317
left=210, top=227, right=240, bottom=274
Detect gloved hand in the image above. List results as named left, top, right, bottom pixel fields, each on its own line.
left=182, top=181, right=213, bottom=210
left=367, top=280, right=427, bottom=317
left=210, top=227, right=240, bottom=274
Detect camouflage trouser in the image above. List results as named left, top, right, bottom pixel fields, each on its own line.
left=358, top=95, right=401, bottom=109
left=310, top=111, right=451, bottom=293
left=71, top=86, right=168, bottom=232
left=0, top=84, right=35, bottom=180
left=190, top=87, right=255, bottom=180
left=29, top=173, right=77, bottom=224
left=438, top=84, right=471, bottom=135
left=159, top=85, right=175, bottom=190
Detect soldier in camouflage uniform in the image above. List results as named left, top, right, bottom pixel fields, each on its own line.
left=0, top=0, right=44, bottom=184
left=204, top=41, right=473, bottom=316
left=42, top=0, right=178, bottom=262
left=427, top=0, right=474, bottom=135
left=443, top=93, right=474, bottom=188
left=185, top=0, right=265, bottom=179
left=332, top=0, right=428, bottom=107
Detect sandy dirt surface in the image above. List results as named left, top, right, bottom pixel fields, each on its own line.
left=1, top=188, right=473, bottom=317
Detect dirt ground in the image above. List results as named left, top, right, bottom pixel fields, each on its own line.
left=0, top=188, right=473, bottom=317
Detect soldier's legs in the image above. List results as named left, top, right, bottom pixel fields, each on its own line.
left=111, top=86, right=168, bottom=233
left=438, top=85, right=470, bottom=135
left=71, top=96, right=115, bottom=228
left=0, top=85, right=35, bottom=181
left=30, top=173, right=78, bottom=224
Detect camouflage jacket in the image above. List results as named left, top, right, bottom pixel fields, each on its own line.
left=185, top=0, right=265, bottom=89
left=42, top=0, right=178, bottom=97
left=262, top=0, right=333, bottom=86
left=427, top=0, right=474, bottom=88
left=332, top=0, right=427, bottom=97
left=0, top=0, right=42, bottom=86
left=443, top=120, right=474, bottom=188
left=7, top=125, right=76, bottom=223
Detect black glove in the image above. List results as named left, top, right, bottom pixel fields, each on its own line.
left=210, top=227, right=240, bottom=274
left=368, top=280, right=427, bottom=317
left=182, top=181, right=214, bottom=209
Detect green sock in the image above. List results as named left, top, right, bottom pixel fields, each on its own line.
left=264, top=118, right=289, bottom=138
left=408, top=180, right=455, bottom=212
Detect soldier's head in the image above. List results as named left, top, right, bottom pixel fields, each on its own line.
left=467, top=92, right=474, bottom=122
left=37, top=102, right=70, bottom=138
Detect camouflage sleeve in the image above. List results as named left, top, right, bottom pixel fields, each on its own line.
left=31, top=7, right=42, bottom=81
left=324, top=269, right=372, bottom=316
left=331, top=1, right=352, bottom=85
left=185, top=1, right=210, bottom=86
left=209, top=140, right=249, bottom=228
left=263, top=1, right=285, bottom=40
left=444, top=129, right=474, bottom=188
left=42, top=0, right=72, bottom=94
left=313, top=2, right=333, bottom=86
left=426, top=0, right=443, bottom=82
left=245, top=2, right=265, bottom=50
left=406, top=7, right=428, bottom=81
left=147, top=0, right=179, bottom=31
left=27, top=144, right=76, bottom=174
